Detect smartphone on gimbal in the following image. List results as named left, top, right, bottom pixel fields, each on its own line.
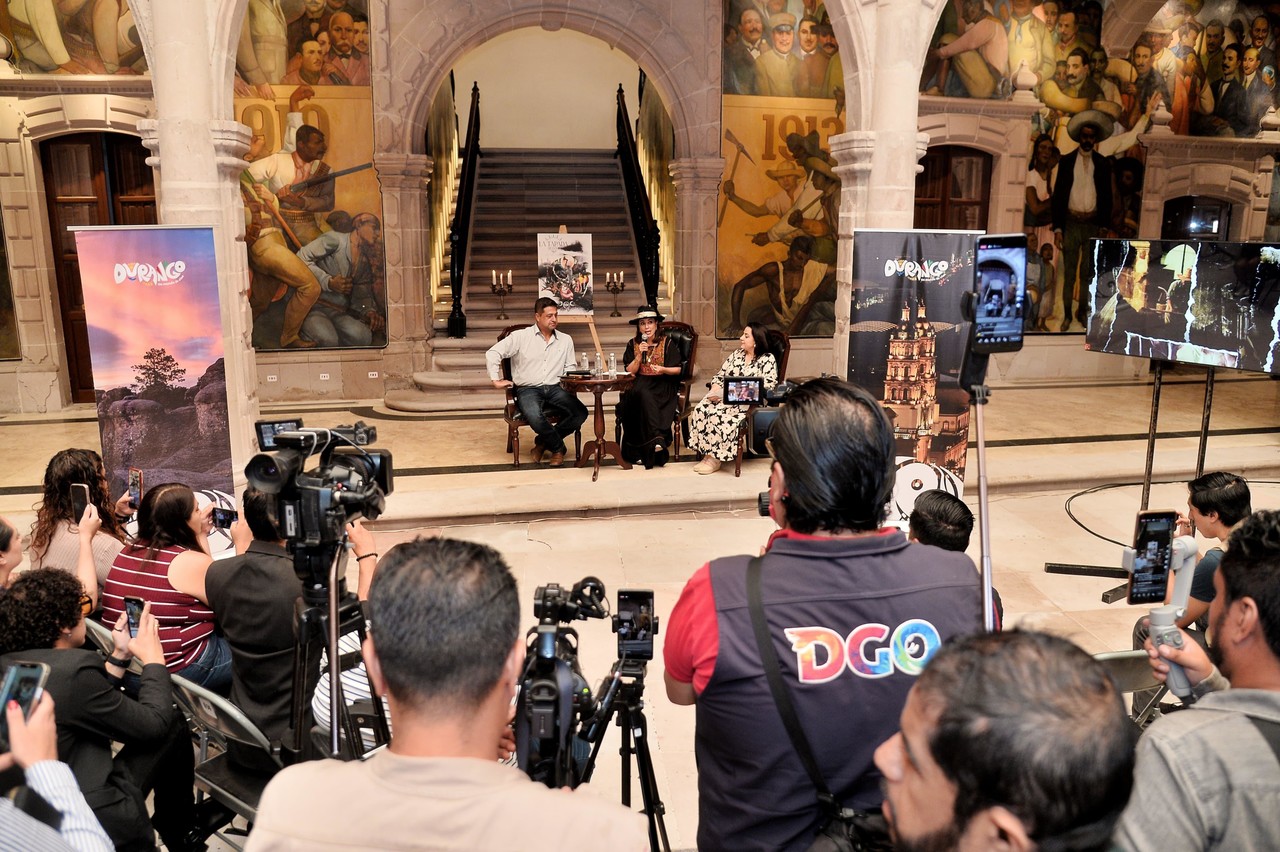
left=1127, top=510, right=1178, bottom=605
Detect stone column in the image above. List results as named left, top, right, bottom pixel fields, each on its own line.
left=827, top=131, right=878, bottom=375
left=136, top=0, right=258, bottom=490
left=669, top=156, right=725, bottom=374
left=373, top=152, right=433, bottom=389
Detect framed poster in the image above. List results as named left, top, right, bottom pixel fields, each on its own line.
left=537, top=232, right=594, bottom=314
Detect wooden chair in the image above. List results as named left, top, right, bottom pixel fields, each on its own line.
left=615, top=320, right=700, bottom=460
left=731, top=329, right=791, bottom=477
left=498, top=325, right=581, bottom=467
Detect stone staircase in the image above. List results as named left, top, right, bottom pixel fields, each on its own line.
left=386, top=149, right=653, bottom=413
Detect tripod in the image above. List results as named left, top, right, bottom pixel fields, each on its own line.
left=579, top=660, right=671, bottom=852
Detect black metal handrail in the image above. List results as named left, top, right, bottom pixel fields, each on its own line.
left=615, top=85, right=660, bottom=307
left=447, top=82, right=482, bottom=337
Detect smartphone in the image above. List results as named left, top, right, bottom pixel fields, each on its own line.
left=1127, top=510, right=1179, bottom=605
left=70, top=483, right=90, bottom=523
left=972, top=233, right=1028, bottom=354
left=127, top=467, right=143, bottom=510
left=124, top=596, right=146, bottom=638
left=211, top=507, right=238, bottom=530
left=0, top=661, right=51, bottom=749
left=614, top=589, right=657, bottom=661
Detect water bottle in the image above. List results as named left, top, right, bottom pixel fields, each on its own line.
left=594, top=352, right=603, bottom=377
left=580, top=353, right=589, bottom=372
left=608, top=352, right=617, bottom=377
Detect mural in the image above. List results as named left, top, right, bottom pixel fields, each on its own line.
left=718, top=1, right=845, bottom=339
left=922, top=0, right=1280, bottom=333
left=1, top=0, right=148, bottom=74
left=233, top=0, right=387, bottom=352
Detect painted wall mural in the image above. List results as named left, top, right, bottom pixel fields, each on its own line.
left=233, top=0, right=387, bottom=352
left=1, top=0, right=147, bottom=74
left=718, top=0, right=844, bottom=339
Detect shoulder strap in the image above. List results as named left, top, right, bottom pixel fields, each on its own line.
left=1248, top=715, right=1280, bottom=764
left=747, top=555, right=836, bottom=805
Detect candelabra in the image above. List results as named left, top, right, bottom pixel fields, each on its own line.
left=491, top=270, right=513, bottom=319
left=605, top=272, right=626, bottom=317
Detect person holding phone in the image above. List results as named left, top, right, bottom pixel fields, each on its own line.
left=29, top=449, right=131, bottom=587
left=687, top=322, right=779, bottom=475
left=99, top=484, right=231, bottom=693
left=0, top=569, right=200, bottom=851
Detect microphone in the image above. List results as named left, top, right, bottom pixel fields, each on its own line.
left=640, top=331, right=651, bottom=364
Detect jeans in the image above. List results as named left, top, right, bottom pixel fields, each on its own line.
left=178, top=632, right=233, bottom=695
left=514, top=384, right=588, bottom=454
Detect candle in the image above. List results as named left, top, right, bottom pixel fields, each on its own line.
left=620, top=271, right=624, bottom=285
left=508, top=270, right=512, bottom=285
left=492, top=270, right=496, bottom=286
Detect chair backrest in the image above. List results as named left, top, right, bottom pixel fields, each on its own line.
left=765, top=329, right=791, bottom=381
left=83, top=617, right=114, bottom=655
left=659, top=321, right=698, bottom=381
left=1093, top=650, right=1162, bottom=694
left=171, top=674, right=283, bottom=768
left=497, top=324, right=526, bottom=383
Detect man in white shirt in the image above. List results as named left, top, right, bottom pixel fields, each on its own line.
left=485, top=298, right=588, bottom=467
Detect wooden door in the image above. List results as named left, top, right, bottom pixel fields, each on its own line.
left=41, top=133, right=156, bottom=403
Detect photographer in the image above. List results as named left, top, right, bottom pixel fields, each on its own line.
left=1115, top=509, right=1280, bottom=851
left=664, top=378, right=983, bottom=851
left=249, top=537, right=647, bottom=851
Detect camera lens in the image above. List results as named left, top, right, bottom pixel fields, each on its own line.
left=245, top=449, right=304, bottom=494
left=757, top=491, right=771, bottom=517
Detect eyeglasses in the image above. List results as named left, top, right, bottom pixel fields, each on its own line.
left=765, top=436, right=780, bottom=463
left=79, top=593, right=93, bottom=616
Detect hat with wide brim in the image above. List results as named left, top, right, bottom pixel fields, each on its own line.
left=766, top=162, right=806, bottom=181
left=628, top=306, right=665, bottom=325
left=1067, top=109, right=1115, bottom=143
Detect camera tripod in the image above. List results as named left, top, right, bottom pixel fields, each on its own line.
left=579, top=659, right=671, bottom=852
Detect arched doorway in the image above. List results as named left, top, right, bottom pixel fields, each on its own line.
left=40, top=132, right=156, bottom=402
left=1161, top=195, right=1232, bottom=241
left=914, top=145, right=993, bottom=231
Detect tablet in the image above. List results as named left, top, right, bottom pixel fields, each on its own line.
left=723, top=376, right=765, bottom=406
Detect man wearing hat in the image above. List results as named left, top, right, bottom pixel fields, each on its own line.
left=1051, top=110, right=1114, bottom=332
left=724, top=161, right=824, bottom=250
left=754, top=12, right=799, bottom=96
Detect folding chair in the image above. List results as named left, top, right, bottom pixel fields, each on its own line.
left=1094, top=649, right=1168, bottom=728
left=83, top=618, right=144, bottom=674
left=170, top=675, right=283, bottom=850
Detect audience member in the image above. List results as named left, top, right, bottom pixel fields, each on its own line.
left=28, top=448, right=130, bottom=587
left=0, top=570, right=199, bottom=851
left=617, top=306, right=685, bottom=469
left=664, top=378, right=982, bottom=850
left=908, top=489, right=1004, bottom=629
left=1115, top=509, right=1280, bottom=851
left=688, top=322, right=779, bottom=475
left=486, top=297, right=588, bottom=469
left=875, top=630, right=1136, bottom=852
left=99, top=483, right=231, bottom=692
left=0, top=693, right=114, bottom=851
left=249, top=537, right=648, bottom=850
left=0, top=515, right=25, bottom=588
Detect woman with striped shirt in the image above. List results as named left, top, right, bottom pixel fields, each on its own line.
left=99, top=483, right=232, bottom=693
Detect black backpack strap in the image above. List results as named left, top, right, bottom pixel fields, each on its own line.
left=1248, top=715, right=1280, bottom=764
left=747, top=555, right=836, bottom=808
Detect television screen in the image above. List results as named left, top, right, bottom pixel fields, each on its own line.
left=1084, top=239, right=1280, bottom=375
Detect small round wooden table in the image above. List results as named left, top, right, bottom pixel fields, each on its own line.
left=560, top=373, right=635, bottom=481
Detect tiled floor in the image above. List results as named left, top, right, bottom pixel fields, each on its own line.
left=2, top=369, right=1277, bottom=851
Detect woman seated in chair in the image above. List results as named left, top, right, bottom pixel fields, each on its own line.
left=0, top=569, right=200, bottom=852
left=99, top=483, right=231, bottom=693
left=29, top=447, right=131, bottom=590
left=617, top=306, right=684, bottom=469
left=688, top=322, right=779, bottom=474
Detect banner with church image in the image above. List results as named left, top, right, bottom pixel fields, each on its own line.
left=849, top=229, right=979, bottom=520
left=717, top=1, right=846, bottom=339
left=233, top=1, right=386, bottom=352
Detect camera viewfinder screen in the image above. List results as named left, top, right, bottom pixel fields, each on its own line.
left=724, top=376, right=764, bottom=406
left=256, top=419, right=303, bottom=449
left=1128, top=512, right=1176, bottom=605
left=974, top=238, right=1028, bottom=352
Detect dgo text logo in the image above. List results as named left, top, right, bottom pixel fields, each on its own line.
left=114, top=261, right=187, bottom=286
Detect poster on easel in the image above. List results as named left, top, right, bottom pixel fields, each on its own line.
left=537, top=233, right=594, bottom=314
left=71, top=227, right=236, bottom=546
left=850, top=229, right=979, bottom=521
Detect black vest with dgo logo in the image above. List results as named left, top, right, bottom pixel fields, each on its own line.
left=694, top=532, right=982, bottom=852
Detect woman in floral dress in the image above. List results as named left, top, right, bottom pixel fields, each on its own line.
left=689, top=322, right=779, bottom=474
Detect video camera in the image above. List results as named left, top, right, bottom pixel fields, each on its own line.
left=245, top=422, right=393, bottom=599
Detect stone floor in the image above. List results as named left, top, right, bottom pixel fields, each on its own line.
left=1, top=367, right=1277, bottom=850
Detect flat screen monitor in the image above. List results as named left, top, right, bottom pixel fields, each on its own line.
left=1084, top=239, right=1280, bottom=374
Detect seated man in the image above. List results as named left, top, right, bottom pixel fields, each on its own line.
left=1130, top=471, right=1251, bottom=715
left=486, top=297, right=588, bottom=468
left=908, top=489, right=1003, bottom=629
left=249, top=537, right=648, bottom=850
left=875, top=630, right=1137, bottom=851
left=1116, top=509, right=1280, bottom=851
left=665, top=378, right=982, bottom=850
